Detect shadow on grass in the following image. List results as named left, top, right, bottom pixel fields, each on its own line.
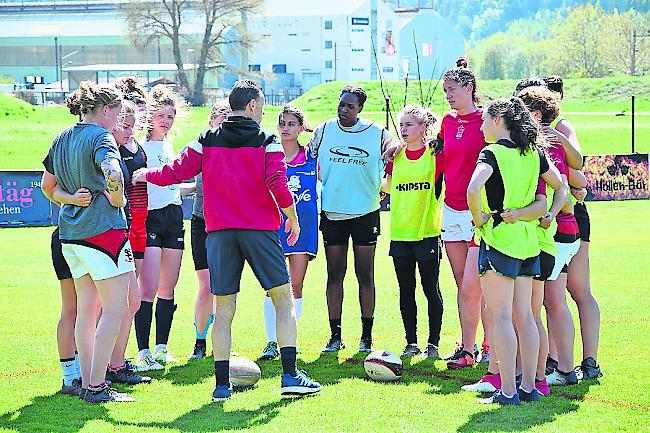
left=0, top=392, right=109, bottom=433
left=115, top=397, right=299, bottom=432
left=457, top=381, right=595, bottom=432
left=164, top=356, right=215, bottom=386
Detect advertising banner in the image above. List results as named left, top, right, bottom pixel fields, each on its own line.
left=0, top=170, right=52, bottom=227
left=583, top=153, right=649, bottom=201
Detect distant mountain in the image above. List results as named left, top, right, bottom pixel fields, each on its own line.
left=384, top=0, right=647, bottom=41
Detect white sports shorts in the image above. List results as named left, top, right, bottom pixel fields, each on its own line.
left=548, top=239, right=580, bottom=281
left=62, top=229, right=135, bottom=280
left=441, top=203, right=475, bottom=243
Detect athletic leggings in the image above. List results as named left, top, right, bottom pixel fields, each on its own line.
left=392, top=256, right=443, bottom=346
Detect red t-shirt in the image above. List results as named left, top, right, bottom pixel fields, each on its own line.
left=385, top=146, right=443, bottom=178
left=546, top=141, right=579, bottom=236
left=536, top=178, right=546, bottom=196
left=438, top=109, right=486, bottom=211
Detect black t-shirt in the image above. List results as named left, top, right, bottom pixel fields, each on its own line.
left=477, top=139, right=549, bottom=226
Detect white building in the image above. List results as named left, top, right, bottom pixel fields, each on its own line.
left=249, top=0, right=401, bottom=93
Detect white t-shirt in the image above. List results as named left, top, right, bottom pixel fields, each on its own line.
left=143, top=139, right=182, bottom=210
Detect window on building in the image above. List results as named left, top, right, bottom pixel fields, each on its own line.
left=324, top=20, right=332, bottom=29
left=288, top=33, right=297, bottom=36
left=272, top=64, right=287, bottom=74
left=249, top=64, right=261, bottom=72
left=325, top=60, right=333, bottom=69
left=352, top=48, right=365, bottom=52
left=351, top=28, right=364, bottom=33
left=301, top=48, right=311, bottom=52
left=325, top=40, right=333, bottom=49
left=382, top=66, right=394, bottom=73
left=352, top=68, right=365, bottom=72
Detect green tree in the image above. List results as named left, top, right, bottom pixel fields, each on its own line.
left=547, top=4, right=609, bottom=77
left=606, top=10, right=650, bottom=75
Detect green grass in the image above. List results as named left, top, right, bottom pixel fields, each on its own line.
left=1, top=76, right=649, bottom=169
left=0, top=201, right=649, bottom=432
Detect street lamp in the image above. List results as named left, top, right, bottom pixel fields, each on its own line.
left=186, top=48, right=196, bottom=86
left=59, top=48, right=79, bottom=92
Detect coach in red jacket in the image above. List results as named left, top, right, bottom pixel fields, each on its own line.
left=132, top=79, right=321, bottom=401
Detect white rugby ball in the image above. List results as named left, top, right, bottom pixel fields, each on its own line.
left=364, top=350, right=403, bottom=382
left=229, top=357, right=261, bottom=387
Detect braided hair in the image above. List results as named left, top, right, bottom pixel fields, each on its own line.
left=340, top=85, right=367, bottom=108
left=66, top=81, right=121, bottom=117
left=114, top=76, right=149, bottom=107
left=543, top=75, right=564, bottom=100
left=486, top=97, right=540, bottom=155
left=513, top=77, right=546, bottom=97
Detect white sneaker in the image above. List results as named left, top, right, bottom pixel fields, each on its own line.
left=546, top=369, right=578, bottom=386
left=136, top=351, right=164, bottom=371
left=153, top=346, right=178, bottom=364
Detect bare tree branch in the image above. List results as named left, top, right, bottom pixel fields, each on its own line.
left=126, top=0, right=262, bottom=105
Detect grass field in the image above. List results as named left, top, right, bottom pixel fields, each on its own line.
left=1, top=201, right=649, bottom=432
left=1, top=76, right=649, bottom=170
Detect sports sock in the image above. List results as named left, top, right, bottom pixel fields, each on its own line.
left=155, top=298, right=177, bottom=345
left=60, top=357, right=77, bottom=386
left=109, top=362, right=125, bottom=372
left=73, top=352, right=81, bottom=379
left=280, top=346, right=297, bottom=376
left=195, top=338, right=207, bottom=348
left=134, top=300, right=153, bottom=351
left=294, top=297, right=303, bottom=320
left=361, top=316, right=374, bottom=340
left=194, top=313, right=214, bottom=339
left=329, top=318, right=341, bottom=339
left=214, top=360, right=230, bottom=387
left=263, top=295, right=277, bottom=343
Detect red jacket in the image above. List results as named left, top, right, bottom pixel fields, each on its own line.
left=145, top=116, right=293, bottom=232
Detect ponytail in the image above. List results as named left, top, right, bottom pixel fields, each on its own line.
left=486, top=97, right=540, bottom=155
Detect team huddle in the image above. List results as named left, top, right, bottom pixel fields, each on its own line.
left=42, top=57, right=602, bottom=406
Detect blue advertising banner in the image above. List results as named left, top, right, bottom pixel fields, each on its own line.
left=0, top=170, right=52, bottom=227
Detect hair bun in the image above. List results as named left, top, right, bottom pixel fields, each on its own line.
left=456, top=56, right=468, bottom=68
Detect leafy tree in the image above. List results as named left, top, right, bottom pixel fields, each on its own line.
left=606, top=9, right=650, bottom=75
left=547, top=4, right=609, bottom=77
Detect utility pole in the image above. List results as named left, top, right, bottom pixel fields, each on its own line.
left=334, top=42, right=337, bottom=81
left=54, top=37, right=59, bottom=84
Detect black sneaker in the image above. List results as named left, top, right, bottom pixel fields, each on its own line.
left=545, top=356, right=558, bottom=376
left=575, top=357, right=603, bottom=380
left=518, top=387, right=540, bottom=402
left=321, top=336, right=345, bottom=353
left=442, top=344, right=464, bottom=361
left=84, top=386, right=134, bottom=403
left=401, top=343, right=422, bottom=358
left=189, top=345, right=208, bottom=360
left=359, top=337, right=373, bottom=353
left=106, top=366, right=152, bottom=385
left=61, top=378, right=82, bottom=397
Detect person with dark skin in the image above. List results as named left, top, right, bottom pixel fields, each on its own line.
left=310, top=85, right=396, bottom=353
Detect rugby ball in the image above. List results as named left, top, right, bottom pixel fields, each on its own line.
left=364, top=350, right=403, bottom=382
left=229, top=357, right=261, bottom=387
